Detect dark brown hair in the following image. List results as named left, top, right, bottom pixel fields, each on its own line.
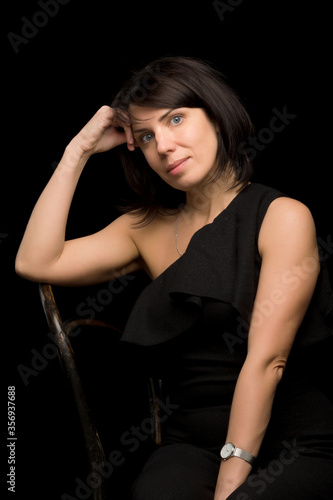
left=111, top=56, right=254, bottom=226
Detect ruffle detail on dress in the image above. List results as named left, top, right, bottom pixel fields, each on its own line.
left=120, top=195, right=258, bottom=346
left=119, top=183, right=333, bottom=349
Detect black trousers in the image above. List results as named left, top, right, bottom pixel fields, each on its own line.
left=132, top=442, right=333, bottom=500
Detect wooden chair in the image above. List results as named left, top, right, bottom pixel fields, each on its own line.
left=39, top=283, right=162, bottom=500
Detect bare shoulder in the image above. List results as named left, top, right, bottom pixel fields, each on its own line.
left=107, top=211, right=152, bottom=238
left=115, top=209, right=175, bottom=252
left=109, top=211, right=139, bottom=229
left=262, top=196, right=315, bottom=231
left=121, top=209, right=176, bottom=237
left=119, top=210, right=178, bottom=280
left=258, top=196, right=317, bottom=255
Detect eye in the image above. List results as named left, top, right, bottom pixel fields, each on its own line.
left=170, top=115, right=183, bottom=125
left=140, top=132, right=154, bottom=144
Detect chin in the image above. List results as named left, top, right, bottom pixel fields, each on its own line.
left=174, top=171, right=213, bottom=190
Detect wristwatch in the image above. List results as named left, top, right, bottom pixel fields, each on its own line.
left=220, top=442, right=255, bottom=465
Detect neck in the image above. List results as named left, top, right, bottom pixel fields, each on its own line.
left=183, top=174, right=241, bottom=223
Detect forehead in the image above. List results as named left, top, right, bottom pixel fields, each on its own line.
left=129, top=105, right=172, bottom=125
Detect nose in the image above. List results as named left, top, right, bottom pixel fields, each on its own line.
left=155, top=129, right=176, bottom=155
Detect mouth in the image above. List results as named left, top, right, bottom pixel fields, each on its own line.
left=167, top=157, right=190, bottom=175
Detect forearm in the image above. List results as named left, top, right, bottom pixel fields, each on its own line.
left=226, top=359, right=280, bottom=454
left=214, top=359, right=282, bottom=497
left=15, top=143, right=89, bottom=275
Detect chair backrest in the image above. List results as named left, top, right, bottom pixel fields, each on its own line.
left=39, top=283, right=107, bottom=499
left=39, top=283, right=162, bottom=499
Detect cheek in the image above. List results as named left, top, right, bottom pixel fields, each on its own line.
left=140, top=149, right=161, bottom=176
left=192, top=127, right=219, bottom=163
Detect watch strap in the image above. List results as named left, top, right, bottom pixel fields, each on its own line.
left=233, top=446, right=255, bottom=465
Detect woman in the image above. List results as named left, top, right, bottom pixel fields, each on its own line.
left=16, top=57, right=333, bottom=499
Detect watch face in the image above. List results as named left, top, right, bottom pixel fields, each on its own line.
left=221, top=442, right=234, bottom=459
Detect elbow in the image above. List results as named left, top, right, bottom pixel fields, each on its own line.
left=15, top=246, right=28, bottom=278
left=15, top=256, right=26, bottom=277
left=15, top=256, right=41, bottom=282
left=15, top=259, right=30, bottom=280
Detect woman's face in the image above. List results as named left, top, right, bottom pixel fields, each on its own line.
left=129, top=106, right=219, bottom=191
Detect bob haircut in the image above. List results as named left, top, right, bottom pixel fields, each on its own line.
left=111, top=56, right=254, bottom=226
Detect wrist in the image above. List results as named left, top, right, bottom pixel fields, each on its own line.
left=51, top=145, right=90, bottom=184
left=65, top=138, right=92, bottom=164
left=221, top=442, right=256, bottom=466
left=61, top=142, right=91, bottom=171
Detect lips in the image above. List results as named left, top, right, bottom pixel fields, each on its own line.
left=167, top=157, right=189, bottom=174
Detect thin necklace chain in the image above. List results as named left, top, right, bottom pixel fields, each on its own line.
left=175, top=209, right=184, bottom=256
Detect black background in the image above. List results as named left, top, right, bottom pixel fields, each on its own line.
left=3, top=1, right=332, bottom=499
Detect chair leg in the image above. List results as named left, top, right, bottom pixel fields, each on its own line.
left=146, top=377, right=162, bottom=446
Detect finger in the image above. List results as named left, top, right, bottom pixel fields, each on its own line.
left=123, top=124, right=136, bottom=151
left=110, top=109, right=134, bottom=151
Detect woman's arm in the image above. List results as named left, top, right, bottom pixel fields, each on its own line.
left=15, top=106, right=140, bottom=286
left=214, top=197, right=320, bottom=499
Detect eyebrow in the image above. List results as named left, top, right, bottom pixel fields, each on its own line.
left=132, top=109, right=175, bottom=134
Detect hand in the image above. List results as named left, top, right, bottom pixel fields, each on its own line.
left=214, top=479, right=238, bottom=500
left=213, top=486, right=237, bottom=500
left=68, top=105, right=136, bottom=158
left=213, top=458, right=252, bottom=500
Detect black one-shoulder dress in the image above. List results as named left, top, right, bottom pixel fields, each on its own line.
left=120, top=183, right=333, bottom=499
